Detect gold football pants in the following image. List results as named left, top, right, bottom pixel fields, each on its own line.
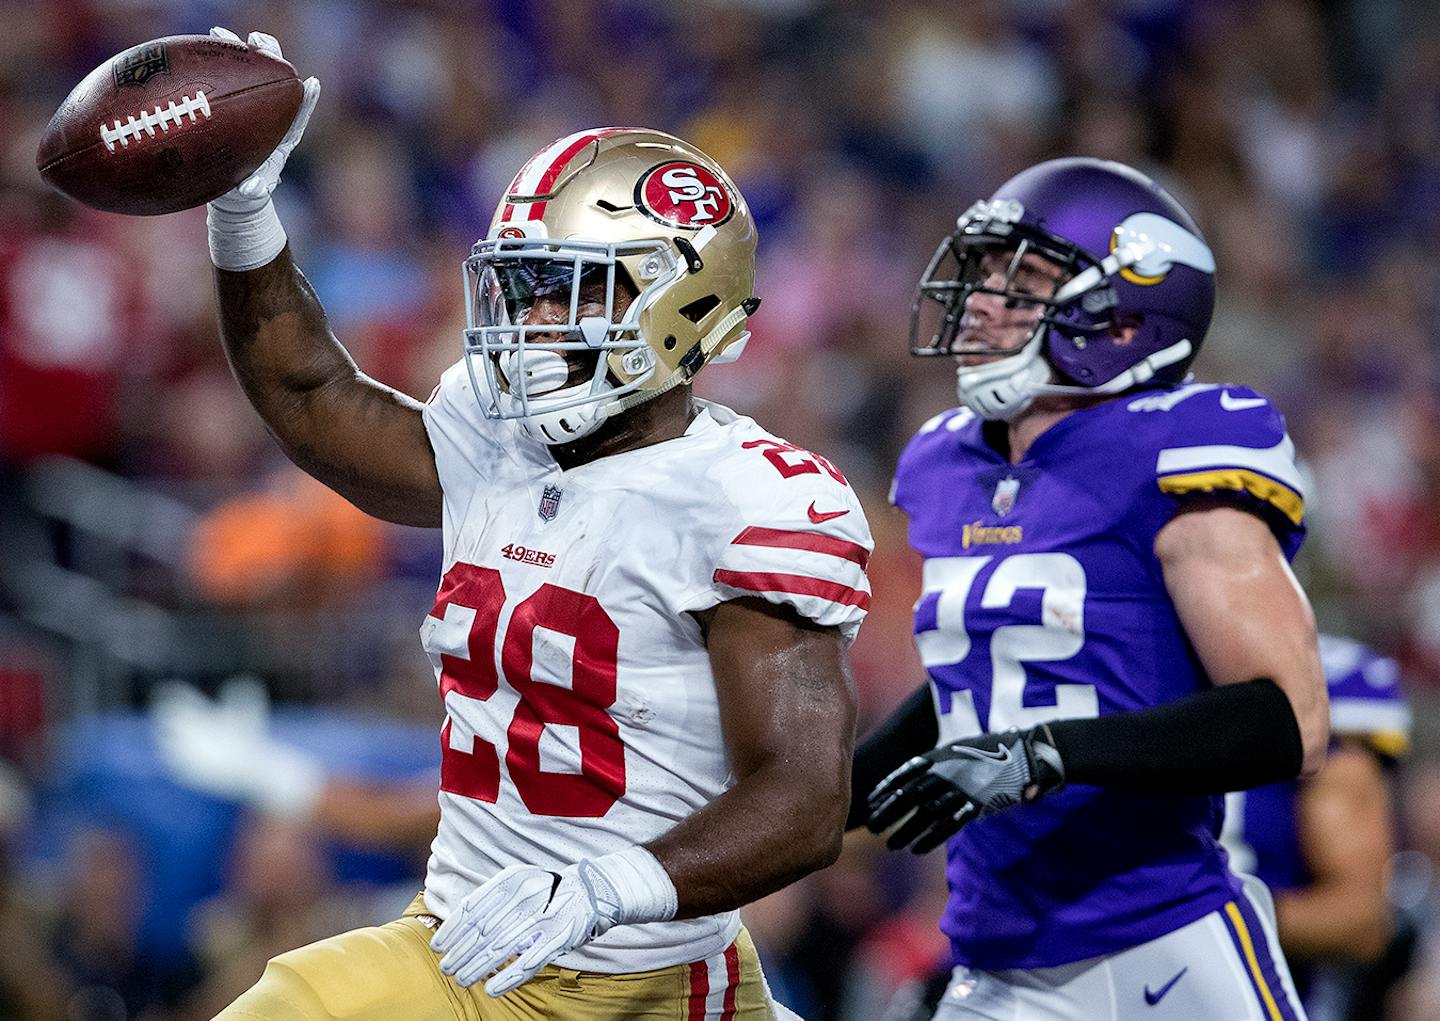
left=215, top=895, right=776, bottom=1021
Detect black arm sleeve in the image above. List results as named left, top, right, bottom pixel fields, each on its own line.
left=847, top=684, right=939, bottom=829
left=1046, top=678, right=1304, bottom=794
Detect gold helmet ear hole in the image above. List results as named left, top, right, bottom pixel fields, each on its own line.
left=663, top=335, right=677, bottom=350
left=678, top=295, right=720, bottom=323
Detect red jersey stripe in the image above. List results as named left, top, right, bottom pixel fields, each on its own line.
left=688, top=960, right=708, bottom=1021
left=731, top=526, right=869, bottom=568
left=720, top=943, right=740, bottom=1020
left=713, top=569, right=871, bottom=611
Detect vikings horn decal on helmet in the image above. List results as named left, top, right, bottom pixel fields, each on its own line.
left=911, top=157, right=1216, bottom=421
left=462, top=128, right=759, bottom=444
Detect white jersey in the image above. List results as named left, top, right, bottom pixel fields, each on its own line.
left=418, top=362, right=872, bottom=973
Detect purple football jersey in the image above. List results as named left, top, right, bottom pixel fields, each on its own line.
left=891, top=382, right=1307, bottom=969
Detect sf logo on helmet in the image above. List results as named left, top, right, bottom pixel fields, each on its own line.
left=637, top=161, right=734, bottom=229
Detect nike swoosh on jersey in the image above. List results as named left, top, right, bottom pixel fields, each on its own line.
left=1143, top=967, right=1188, bottom=1005
left=1219, top=390, right=1268, bottom=411
left=807, top=502, right=849, bottom=524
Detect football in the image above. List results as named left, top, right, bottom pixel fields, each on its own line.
left=35, top=34, right=303, bottom=216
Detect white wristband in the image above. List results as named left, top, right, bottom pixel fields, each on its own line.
left=582, top=845, right=679, bottom=927
left=207, top=197, right=288, bottom=272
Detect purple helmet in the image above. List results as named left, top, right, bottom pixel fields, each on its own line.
left=911, top=157, right=1217, bottom=420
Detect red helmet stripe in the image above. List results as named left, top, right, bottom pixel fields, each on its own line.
left=503, top=127, right=641, bottom=223
left=526, top=131, right=601, bottom=220
left=535, top=133, right=601, bottom=195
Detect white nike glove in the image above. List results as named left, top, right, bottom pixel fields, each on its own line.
left=150, top=678, right=326, bottom=817
left=431, top=846, right=678, bottom=997
left=205, top=27, right=321, bottom=270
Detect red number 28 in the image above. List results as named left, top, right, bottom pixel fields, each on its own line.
left=429, top=562, right=625, bottom=817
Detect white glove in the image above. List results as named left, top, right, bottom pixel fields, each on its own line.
left=150, top=677, right=326, bottom=817
left=205, top=27, right=321, bottom=270
left=431, top=846, right=679, bottom=997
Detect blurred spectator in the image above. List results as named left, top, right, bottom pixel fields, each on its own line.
left=187, top=467, right=388, bottom=609
left=0, top=761, right=69, bottom=1021
left=49, top=826, right=195, bottom=1020
left=180, top=815, right=384, bottom=1021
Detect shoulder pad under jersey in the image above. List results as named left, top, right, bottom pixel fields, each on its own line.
left=1130, top=384, right=1306, bottom=551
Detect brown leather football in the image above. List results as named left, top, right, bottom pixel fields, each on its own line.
left=36, top=34, right=303, bottom=216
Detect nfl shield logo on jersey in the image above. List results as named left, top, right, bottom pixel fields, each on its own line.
left=992, top=476, right=1020, bottom=517
left=538, top=485, right=563, bottom=521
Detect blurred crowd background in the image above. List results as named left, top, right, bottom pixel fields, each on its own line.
left=3, top=0, right=1440, bottom=1018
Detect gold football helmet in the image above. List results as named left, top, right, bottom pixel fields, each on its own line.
left=462, top=127, right=759, bottom=444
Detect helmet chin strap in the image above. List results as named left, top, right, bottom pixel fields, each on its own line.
left=1031, top=339, right=1193, bottom=398
left=518, top=400, right=607, bottom=443
left=515, top=393, right=608, bottom=445
left=956, top=332, right=1195, bottom=421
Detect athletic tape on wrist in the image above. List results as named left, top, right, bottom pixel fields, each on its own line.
left=207, top=198, right=287, bottom=272
left=587, top=845, right=679, bottom=925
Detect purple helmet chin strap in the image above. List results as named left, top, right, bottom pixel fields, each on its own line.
left=955, top=324, right=1193, bottom=421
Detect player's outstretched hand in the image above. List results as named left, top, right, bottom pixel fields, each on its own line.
left=207, top=27, right=320, bottom=215
left=865, top=726, right=1066, bottom=853
left=432, top=863, right=613, bottom=997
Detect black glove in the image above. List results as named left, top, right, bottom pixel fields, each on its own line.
left=865, top=726, right=1066, bottom=853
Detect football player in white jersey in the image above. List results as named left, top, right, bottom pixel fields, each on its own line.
left=195, top=29, right=870, bottom=1021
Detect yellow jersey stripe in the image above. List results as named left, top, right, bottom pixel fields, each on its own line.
left=1157, top=469, right=1304, bottom=525
left=1225, top=901, right=1283, bottom=1021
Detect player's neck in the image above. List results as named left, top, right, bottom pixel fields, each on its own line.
left=548, top=386, right=697, bottom=471
left=1002, top=395, right=1100, bottom=463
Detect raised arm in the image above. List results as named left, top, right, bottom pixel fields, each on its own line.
left=214, top=250, right=441, bottom=527
left=205, top=29, right=441, bottom=527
